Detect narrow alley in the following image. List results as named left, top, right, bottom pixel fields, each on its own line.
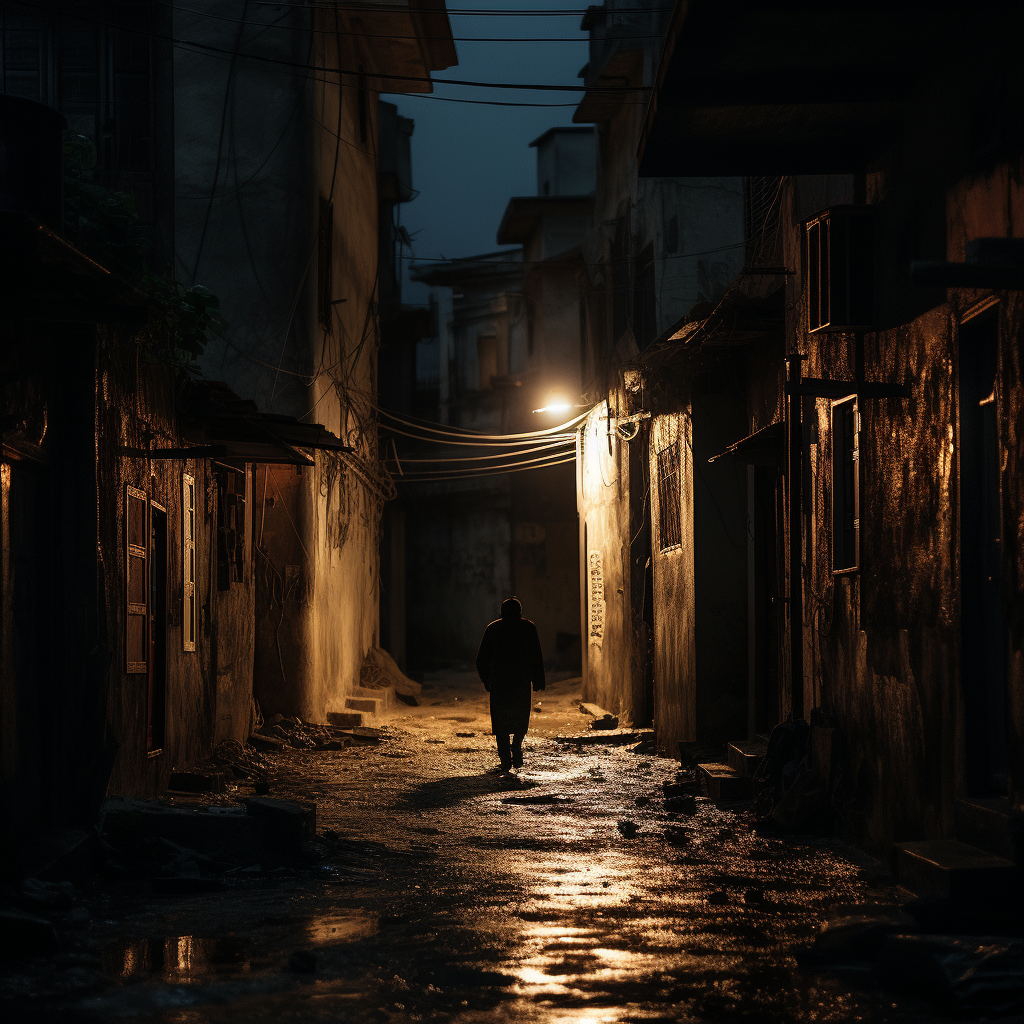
left=2, top=673, right=988, bottom=1023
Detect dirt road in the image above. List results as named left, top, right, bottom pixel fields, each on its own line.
left=3, top=673, right=943, bottom=1023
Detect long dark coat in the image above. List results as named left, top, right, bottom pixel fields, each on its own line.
left=475, top=605, right=546, bottom=735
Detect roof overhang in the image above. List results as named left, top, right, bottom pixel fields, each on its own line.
left=497, top=195, right=594, bottom=245
left=708, top=421, right=784, bottom=465
left=638, top=1, right=986, bottom=177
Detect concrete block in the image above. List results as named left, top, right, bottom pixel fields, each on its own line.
left=352, top=684, right=394, bottom=709
left=697, top=762, right=753, bottom=803
left=726, top=741, right=767, bottom=776
left=345, top=697, right=381, bottom=714
left=893, top=840, right=1018, bottom=903
left=327, top=711, right=364, bottom=728
left=579, top=702, right=610, bottom=717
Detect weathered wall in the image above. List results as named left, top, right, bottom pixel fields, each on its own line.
left=406, top=481, right=513, bottom=670
left=98, top=334, right=255, bottom=796
left=579, top=402, right=645, bottom=720
left=649, top=409, right=695, bottom=749
left=176, top=4, right=385, bottom=721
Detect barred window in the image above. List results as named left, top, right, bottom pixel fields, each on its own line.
left=656, top=443, right=681, bottom=551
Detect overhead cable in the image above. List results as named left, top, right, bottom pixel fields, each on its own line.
left=396, top=439, right=574, bottom=463
left=378, top=406, right=589, bottom=441
left=395, top=454, right=576, bottom=482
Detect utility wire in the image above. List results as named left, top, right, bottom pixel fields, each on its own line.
left=378, top=406, right=589, bottom=440
left=258, top=3, right=672, bottom=14
left=162, top=0, right=659, bottom=41
left=397, top=439, right=575, bottom=463
left=396, top=454, right=576, bottom=482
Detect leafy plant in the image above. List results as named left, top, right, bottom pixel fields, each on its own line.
left=62, top=134, right=226, bottom=365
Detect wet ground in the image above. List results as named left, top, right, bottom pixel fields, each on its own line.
left=2, top=673, right=964, bottom=1022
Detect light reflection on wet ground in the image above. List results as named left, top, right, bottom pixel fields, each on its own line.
left=3, top=675, right=940, bottom=1023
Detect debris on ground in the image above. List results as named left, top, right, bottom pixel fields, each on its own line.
left=590, top=713, right=620, bottom=730
left=664, top=794, right=697, bottom=815
left=616, top=821, right=640, bottom=838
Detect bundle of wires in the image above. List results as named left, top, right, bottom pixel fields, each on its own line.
left=377, top=406, right=588, bottom=482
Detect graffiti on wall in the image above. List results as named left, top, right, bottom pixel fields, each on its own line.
left=588, top=549, right=605, bottom=648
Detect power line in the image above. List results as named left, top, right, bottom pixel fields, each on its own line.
left=395, top=453, right=576, bottom=481
left=378, top=406, right=588, bottom=441
left=396, top=438, right=575, bottom=462
left=163, top=0, right=658, bottom=41
left=18, top=2, right=647, bottom=94
left=255, top=2, right=671, bottom=14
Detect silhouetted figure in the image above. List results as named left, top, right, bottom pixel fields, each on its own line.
left=475, top=596, right=546, bottom=771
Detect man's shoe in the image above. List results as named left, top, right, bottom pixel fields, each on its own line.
left=511, top=751, right=523, bottom=769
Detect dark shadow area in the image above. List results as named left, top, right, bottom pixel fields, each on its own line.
left=405, top=772, right=537, bottom=809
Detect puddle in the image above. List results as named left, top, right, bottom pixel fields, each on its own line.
left=103, top=911, right=377, bottom=982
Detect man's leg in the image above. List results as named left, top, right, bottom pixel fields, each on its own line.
left=511, top=731, right=526, bottom=768
left=495, top=732, right=513, bottom=770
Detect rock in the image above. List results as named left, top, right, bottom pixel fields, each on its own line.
left=0, top=908, right=59, bottom=957
left=288, top=950, right=318, bottom=973
left=663, top=826, right=690, bottom=847
left=616, top=821, right=640, bottom=838
left=533, top=703, right=543, bottom=712
left=665, top=795, right=697, bottom=815
left=708, top=890, right=729, bottom=905
left=634, top=796, right=651, bottom=807
left=456, top=731, right=475, bottom=738
left=591, top=714, right=620, bottom=731
left=802, top=906, right=919, bottom=965
left=244, top=797, right=317, bottom=842
left=424, top=738, right=446, bottom=744
left=663, top=781, right=697, bottom=798
left=876, top=933, right=1024, bottom=1013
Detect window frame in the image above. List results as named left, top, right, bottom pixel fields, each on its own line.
left=182, top=472, right=197, bottom=652
left=125, top=484, right=148, bottom=674
left=831, top=395, right=860, bottom=574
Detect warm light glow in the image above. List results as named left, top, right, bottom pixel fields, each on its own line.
left=532, top=396, right=573, bottom=415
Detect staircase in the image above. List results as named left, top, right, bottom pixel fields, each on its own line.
left=696, top=738, right=768, bottom=805
left=326, top=684, right=395, bottom=728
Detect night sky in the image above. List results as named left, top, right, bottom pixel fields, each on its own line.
left=384, top=0, right=588, bottom=303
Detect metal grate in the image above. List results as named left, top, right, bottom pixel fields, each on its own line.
left=656, top=443, right=681, bottom=551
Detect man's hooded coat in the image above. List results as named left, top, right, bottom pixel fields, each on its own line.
left=475, top=598, right=546, bottom=735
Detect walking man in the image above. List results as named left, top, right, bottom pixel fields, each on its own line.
left=475, top=596, right=546, bottom=771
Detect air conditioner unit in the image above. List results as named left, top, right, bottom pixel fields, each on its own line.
left=805, top=206, right=874, bottom=333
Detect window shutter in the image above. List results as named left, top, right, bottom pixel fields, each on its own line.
left=182, top=473, right=196, bottom=652
left=126, top=485, right=148, bottom=673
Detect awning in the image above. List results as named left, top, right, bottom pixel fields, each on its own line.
left=708, top=422, right=784, bottom=466
left=179, top=380, right=353, bottom=467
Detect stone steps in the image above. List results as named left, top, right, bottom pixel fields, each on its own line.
left=697, top=762, right=753, bottom=804
left=726, top=740, right=768, bottom=776
left=893, top=839, right=1018, bottom=902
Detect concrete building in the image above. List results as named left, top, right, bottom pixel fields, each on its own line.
left=635, top=0, right=1024, bottom=862
left=390, top=129, right=597, bottom=671
left=572, top=0, right=748, bottom=742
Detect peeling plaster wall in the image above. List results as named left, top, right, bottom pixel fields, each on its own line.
left=176, top=6, right=384, bottom=722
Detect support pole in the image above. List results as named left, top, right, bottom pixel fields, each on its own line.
left=786, top=353, right=804, bottom=720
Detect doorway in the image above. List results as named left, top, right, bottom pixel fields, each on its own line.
left=148, top=502, right=167, bottom=754
left=958, top=309, right=1007, bottom=796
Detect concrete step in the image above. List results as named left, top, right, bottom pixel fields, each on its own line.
left=954, top=796, right=1016, bottom=862
left=352, top=684, right=394, bottom=710
left=697, top=762, right=753, bottom=803
left=579, top=702, right=611, bottom=718
left=326, top=710, right=365, bottom=728
left=726, top=740, right=768, bottom=776
left=345, top=696, right=383, bottom=715
left=893, top=839, right=1018, bottom=902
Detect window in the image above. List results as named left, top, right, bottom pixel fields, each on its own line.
left=182, top=473, right=197, bottom=652
left=477, top=334, right=497, bottom=390
left=806, top=207, right=874, bottom=333
left=831, top=397, right=859, bottom=572
left=656, top=443, right=682, bottom=551
left=126, top=485, right=148, bottom=673
left=317, top=196, right=334, bottom=330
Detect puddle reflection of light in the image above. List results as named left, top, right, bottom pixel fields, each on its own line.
left=305, top=912, right=378, bottom=945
